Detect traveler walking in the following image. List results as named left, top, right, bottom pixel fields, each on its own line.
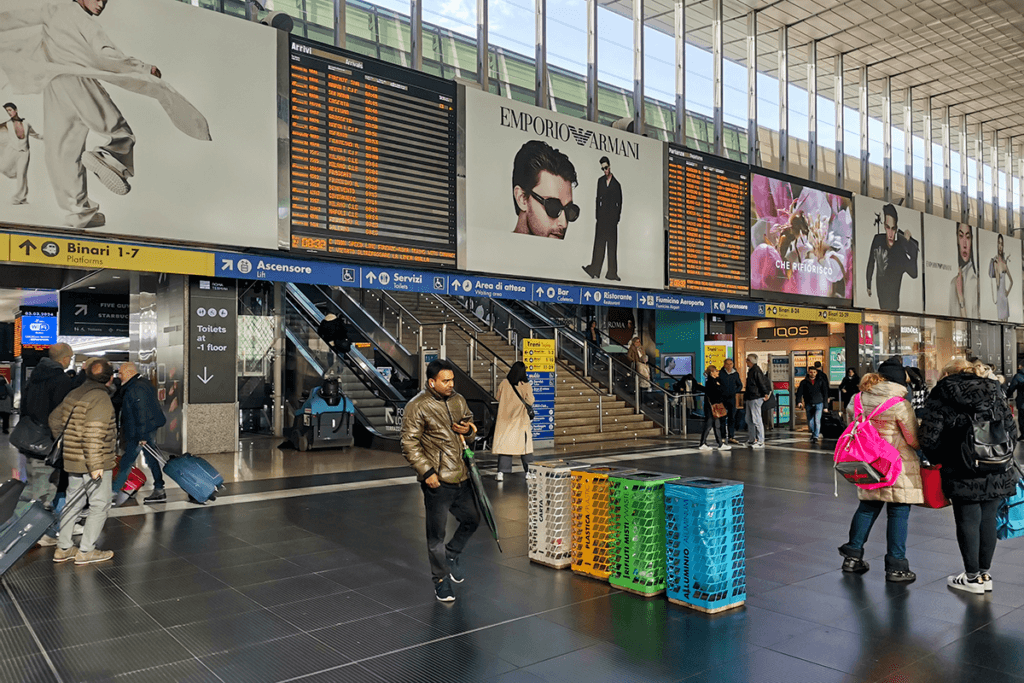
left=112, top=363, right=167, bottom=504
left=919, top=359, right=1018, bottom=594
left=0, top=374, right=12, bottom=433
left=796, top=366, right=827, bottom=444
left=628, top=337, right=651, bottom=394
left=837, top=373, right=923, bottom=582
left=743, top=354, right=771, bottom=448
left=719, top=358, right=743, bottom=444
left=401, top=359, right=479, bottom=602
left=48, top=358, right=117, bottom=565
left=492, top=361, right=534, bottom=482
left=1005, top=364, right=1024, bottom=436
left=695, top=366, right=731, bottom=452
left=839, top=368, right=861, bottom=411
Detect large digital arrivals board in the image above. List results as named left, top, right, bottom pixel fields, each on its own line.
left=287, top=38, right=458, bottom=267
left=666, top=147, right=749, bottom=296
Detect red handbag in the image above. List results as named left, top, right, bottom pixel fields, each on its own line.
left=918, top=465, right=950, bottom=509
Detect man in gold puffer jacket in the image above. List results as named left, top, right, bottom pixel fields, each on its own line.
left=48, top=358, right=117, bottom=566
left=402, top=359, right=478, bottom=602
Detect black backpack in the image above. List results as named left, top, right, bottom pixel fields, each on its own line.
left=962, top=406, right=1017, bottom=473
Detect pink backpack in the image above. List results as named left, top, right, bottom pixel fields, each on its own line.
left=833, top=394, right=905, bottom=492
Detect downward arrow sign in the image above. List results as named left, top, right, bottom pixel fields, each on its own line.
left=196, top=367, right=214, bottom=384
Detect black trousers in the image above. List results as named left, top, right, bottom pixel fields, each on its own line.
left=720, top=400, right=736, bottom=439
left=952, top=498, right=1001, bottom=575
left=587, top=223, right=618, bottom=277
left=0, top=412, right=8, bottom=433
left=700, top=412, right=722, bottom=447
left=422, top=481, right=480, bottom=581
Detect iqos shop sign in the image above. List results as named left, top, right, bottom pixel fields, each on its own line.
left=757, top=324, right=829, bottom=340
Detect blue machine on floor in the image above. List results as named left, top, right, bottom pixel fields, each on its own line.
left=290, top=376, right=355, bottom=451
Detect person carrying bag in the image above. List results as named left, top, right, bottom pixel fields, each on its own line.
left=492, top=362, right=535, bottom=482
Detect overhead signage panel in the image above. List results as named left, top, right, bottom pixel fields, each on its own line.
left=59, top=292, right=129, bottom=337
left=580, top=288, right=637, bottom=308
left=9, top=234, right=214, bottom=276
left=361, top=267, right=449, bottom=294
left=188, top=277, right=237, bottom=404
left=215, top=253, right=342, bottom=285
left=763, top=304, right=861, bottom=323
left=448, top=275, right=531, bottom=300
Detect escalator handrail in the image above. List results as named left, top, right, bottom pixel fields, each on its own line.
left=378, top=290, right=423, bottom=327
left=427, top=294, right=483, bottom=334
left=419, top=321, right=515, bottom=375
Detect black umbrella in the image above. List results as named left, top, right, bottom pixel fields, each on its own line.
left=460, top=435, right=502, bottom=552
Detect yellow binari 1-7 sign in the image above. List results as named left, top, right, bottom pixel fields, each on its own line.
left=6, top=233, right=214, bottom=276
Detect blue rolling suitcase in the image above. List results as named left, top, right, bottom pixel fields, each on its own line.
left=145, top=445, right=224, bottom=504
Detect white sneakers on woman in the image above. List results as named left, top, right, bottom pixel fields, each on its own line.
left=947, top=572, right=986, bottom=594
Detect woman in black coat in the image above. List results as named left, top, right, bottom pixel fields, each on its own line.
left=695, top=366, right=730, bottom=452
left=918, top=359, right=1018, bottom=594
left=839, top=368, right=860, bottom=410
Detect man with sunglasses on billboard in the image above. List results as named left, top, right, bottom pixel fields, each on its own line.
left=583, top=156, right=623, bottom=281
left=512, top=140, right=579, bottom=240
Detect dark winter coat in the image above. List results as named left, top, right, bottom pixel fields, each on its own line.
left=697, top=376, right=725, bottom=411
left=1007, top=370, right=1024, bottom=407
left=719, top=369, right=742, bottom=398
left=839, top=374, right=860, bottom=405
left=796, top=376, right=826, bottom=405
left=21, top=357, right=74, bottom=432
left=120, top=375, right=167, bottom=443
left=918, top=372, right=1019, bottom=502
left=743, top=364, right=770, bottom=401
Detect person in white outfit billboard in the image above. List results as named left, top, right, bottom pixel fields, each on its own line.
left=0, top=0, right=211, bottom=229
left=0, top=102, right=41, bottom=204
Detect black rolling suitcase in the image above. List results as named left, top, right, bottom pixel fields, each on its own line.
left=0, top=479, right=26, bottom=527
left=820, top=410, right=847, bottom=440
left=0, top=477, right=101, bottom=576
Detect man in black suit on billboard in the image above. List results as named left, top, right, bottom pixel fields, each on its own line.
left=865, top=203, right=919, bottom=310
left=583, top=156, right=623, bottom=282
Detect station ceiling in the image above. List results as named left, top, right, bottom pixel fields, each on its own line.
left=608, top=0, right=1024, bottom=160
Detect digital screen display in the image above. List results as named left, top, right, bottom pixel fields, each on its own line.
left=20, top=315, right=57, bottom=347
left=666, top=147, right=749, bottom=296
left=750, top=170, right=853, bottom=305
left=661, top=354, right=693, bottom=377
left=288, top=38, right=457, bottom=267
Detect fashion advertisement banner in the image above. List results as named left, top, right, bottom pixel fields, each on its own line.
left=749, top=171, right=853, bottom=305
left=977, top=229, right=1022, bottom=324
left=922, top=214, right=978, bottom=319
left=853, top=196, right=924, bottom=314
left=0, top=0, right=278, bottom=249
left=462, top=88, right=664, bottom=289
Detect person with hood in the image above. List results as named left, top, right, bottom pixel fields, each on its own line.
left=1005, top=364, right=1024, bottom=436
left=918, top=359, right=1018, bottom=594
left=693, top=366, right=731, bottom=452
left=837, top=373, right=922, bottom=583
left=492, top=361, right=534, bottom=482
left=0, top=374, right=12, bottom=434
left=796, top=366, right=827, bottom=444
left=839, top=368, right=861, bottom=411
left=719, top=358, right=743, bottom=444
left=877, top=355, right=908, bottom=388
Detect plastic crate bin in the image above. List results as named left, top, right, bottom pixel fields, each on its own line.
left=570, top=466, right=637, bottom=580
left=665, top=477, right=745, bottom=614
left=529, top=461, right=588, bottom=569
left=608, top=470, right=681, bottom=597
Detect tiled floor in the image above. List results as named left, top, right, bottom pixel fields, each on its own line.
left=2, top=435, right=1024, bottom=682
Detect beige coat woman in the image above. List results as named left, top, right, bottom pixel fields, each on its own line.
left=845, top=380, right=923, bottom=504
left=627, top=338, right=651, bottom=390
left=493, top=378, right=534, bottom=479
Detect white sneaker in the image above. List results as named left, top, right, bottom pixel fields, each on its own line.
left=947, top=572, right=986, bottom=594
left=718, top=444, right=732, bottom=451
left=981, top=572, right=993, bottom=592
left=698, top=444, right=712, bottom=452
left=82, top=151, right=131, bottom=195
left=495, top=472, right=504, bottom=482
left=752, top=442, right=765, bottom=449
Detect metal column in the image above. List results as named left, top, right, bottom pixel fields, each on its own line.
left=586, top=0, right=597, bottom=121
left=834, top=53, right=844, bottom=187
left=410, top=0, right=422, bottom=70
left=633, top=0, right=645, bottom=135
left=1008, top=144, right=1014, bottom=232
left=960, top=115, right=969, bottom=222
left=746, top=11, right=757, bottom=164
left=976, top=124, right=985, bottom=227
left=807, top=40, right=817, bottom=181
left=942, top=105, right=951, bottom=219
left=712, top=0, right=723, bottom=155
left=903, top=87, right=912, bottom=207
left=992, top=131, right=1000, bottom=232
left=1019, top=145, right=1024, bottom=231
left=674, top=0, right=686, bottom=145
left=924, top=96, right=933, bottom=214
left=859, top=65, right=869, bottom=196
left=778, top=26, right=788, bottom=174
left=333, top=0, right=346, bottom=48
left=535, top=0, right=547, bottom=108
left=477, top=0, right=488, bottom=90
left=273, top=283, right=284, bottom=437
left=882, top=75, right=891, bottom=202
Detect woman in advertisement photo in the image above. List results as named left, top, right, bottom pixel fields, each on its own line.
left=951, top=222, right=979, bottom=318
left=750, top=174, right=853, bottom=301
left=988, top=234, right=1013, bottom=322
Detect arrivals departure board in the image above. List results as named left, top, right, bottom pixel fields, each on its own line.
left=287, top=38, right=457, bottom=267
left=666, top=147, right=749, bottom=296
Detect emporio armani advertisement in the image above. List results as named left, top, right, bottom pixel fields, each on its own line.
left=462, top=88, right=665, bottom=290
left=977, top=227, right=1022, bottom=324
left=922, top=214, right=979, bottom=319
left=853, top=195, right=924, bottom=314
left=0, top=0, right=278, bottom=249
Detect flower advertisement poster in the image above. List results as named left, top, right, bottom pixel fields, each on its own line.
left=749, top=171, right=854, bottom=305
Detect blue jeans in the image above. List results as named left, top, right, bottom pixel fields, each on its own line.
left=806, top=402, right=823, bottom=439
left=113, top=437, right=164, bottom=492
left=846, top=500, right=911, bottom=560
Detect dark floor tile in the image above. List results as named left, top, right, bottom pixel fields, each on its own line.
left=401, top=593, right=523, bottom=636
left=239, top=573, right=350, bottom=607
left=200, top=632, right=352, bottom=683
left=0, top=654, right=58, bottom=683
left=283, top=664, right=387, bottom=682
left=93, top=659, right=223, bottom=683
left=876, top=655, right=1024, bottom=683
left=118, top=571, right=228, bottom=605
left=271, top=590, right=392, bottom=630
left=169, top=609, right=301, bottom=657
left=519, top=642, right=680, bottom=683
left=461, top=616, right=600, bottom=668
left=256, top=535, right=344, bottom=557
left=185, top=545, right=277, bottom=571
left=159, top=532, right=256, bottom=556
left=33, top=606, right=163, bottom=650
left=208, top=557, right=309, bottom=587
left=360, top=635, right=517, bottom=683
left=684, top=645, right=851, bottom=683
left=355, top=578, right=443, bottom=610
left=312, top=611, right=447, bottom=661
left=142, top=588, right=263, bottom=628
left=18, top=582, right=137, bottom=624
left=317, top=561, right=418, bottom=589
left=98, top=557, right=205, bottom=586
left=48, top=631, right=194, bottom=682
left=0, top=625, right=42, bottom=662
left=483, top=671, right=550, bottom=683
left=289, top=547, right=368, bottom=572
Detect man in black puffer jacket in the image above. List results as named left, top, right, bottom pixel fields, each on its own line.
left=112, top=363, right=167, bottom=504
left=918, top=360, right=1018, bottom=595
